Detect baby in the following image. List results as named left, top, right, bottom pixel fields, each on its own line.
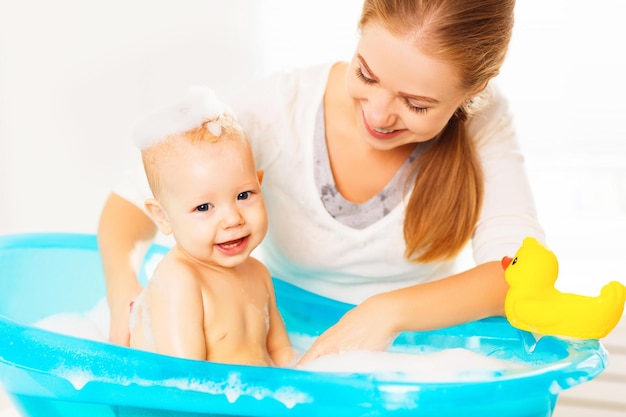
left=129, top=87, right=293, bottom=367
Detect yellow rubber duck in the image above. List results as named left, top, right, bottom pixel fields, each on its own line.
left=502, top=237, right=626, bottom=339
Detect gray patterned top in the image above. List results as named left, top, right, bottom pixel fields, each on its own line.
left=314, top=104, right=423, bottom=229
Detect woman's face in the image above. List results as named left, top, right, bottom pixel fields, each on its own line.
left=346, top=23, right=469, bottom=151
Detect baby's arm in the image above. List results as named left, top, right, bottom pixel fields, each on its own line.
left=144, top=266, right=208, bottom=360
left=263, top=271, right=296, bottom=367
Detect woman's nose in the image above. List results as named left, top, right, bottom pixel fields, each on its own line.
left=364, top=89, right=397, bottom=127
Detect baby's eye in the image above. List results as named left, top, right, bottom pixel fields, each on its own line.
left=237, top=191, right=251, bottom=201
left=196, top=203, right=213, bottom=212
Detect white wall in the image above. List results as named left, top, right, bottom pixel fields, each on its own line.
left=497, top=1, right=626, bottom=293
left=1, top=1, right=625, bottom=291
left=0, top=0, right=362, bottom=235
left=0, top=0, right=258, bottom=235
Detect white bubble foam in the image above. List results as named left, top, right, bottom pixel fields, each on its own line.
left=133, top=86, right=233, bottom=150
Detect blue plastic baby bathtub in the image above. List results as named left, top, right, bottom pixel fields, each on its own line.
left=0, top=233, right=608, bottom=417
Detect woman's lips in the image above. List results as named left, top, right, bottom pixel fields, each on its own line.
left=215, top=236, right=249, bottom=256
left=362, top=111, right=406, bottom=140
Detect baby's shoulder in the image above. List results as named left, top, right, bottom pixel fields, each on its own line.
left=148, top=253, right=202, bottom=291
left=243, top=257, right=273, bottom=289
left=245, top=256, right=271, bottom=276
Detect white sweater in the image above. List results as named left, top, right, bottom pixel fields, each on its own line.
left=115, top=63, right=545, bottom=304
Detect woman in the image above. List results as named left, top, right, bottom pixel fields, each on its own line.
left=98, top=0, right=544, bottom=364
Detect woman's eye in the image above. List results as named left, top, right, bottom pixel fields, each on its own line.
left=403, top=98, right=428, bottom=114
left=355, top=66, right=376, bottom=85
left=196, top=203, right=213, bottom=212
left=237, top=191, right=251, bottom=201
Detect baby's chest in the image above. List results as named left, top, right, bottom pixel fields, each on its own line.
left=204, top=292, right=270, bottom=347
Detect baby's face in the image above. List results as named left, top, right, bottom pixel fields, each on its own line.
left=158, top=138, right=267, bottom=268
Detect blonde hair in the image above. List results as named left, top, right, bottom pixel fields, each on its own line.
left=141, top=114, right=246, bottom=199
left=359, top=0, right=515, bottom=262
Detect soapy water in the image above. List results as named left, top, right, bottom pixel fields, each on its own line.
left=34, top=297, right=110, bottom=342
left=33, top=298, right=521, bottom=383
left=298, top=346, right=522, bottom=379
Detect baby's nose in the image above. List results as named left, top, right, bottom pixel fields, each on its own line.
left=220, top=206, right=244, bottom=228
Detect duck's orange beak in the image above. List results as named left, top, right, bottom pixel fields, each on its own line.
left=501, top=256, right=512, bottom=270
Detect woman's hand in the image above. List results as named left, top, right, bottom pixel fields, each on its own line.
left=296, top=261, right=508, bottom=366
left=296, top=294, right=398, bottom=366
left=108, top=278, right=144, bottom=345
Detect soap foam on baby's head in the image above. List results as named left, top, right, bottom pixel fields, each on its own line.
left=135, top=86, right=247, bottom=199
left=133, top=86, right=234, bottom=150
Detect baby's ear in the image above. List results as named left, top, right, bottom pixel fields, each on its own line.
left=144, top=198, right=172, bottom=235
left=257, top=169, right=264, bottom=185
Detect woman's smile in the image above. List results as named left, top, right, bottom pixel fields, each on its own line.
left=361, top=109, right=406, bottom=140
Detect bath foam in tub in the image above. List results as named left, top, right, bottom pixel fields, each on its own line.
left=302, top=348, right=523, bottom=380
left=33, top=297, right=110, bottom=342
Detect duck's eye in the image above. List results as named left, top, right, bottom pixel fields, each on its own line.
left=511, top=257, right=517, bottom=265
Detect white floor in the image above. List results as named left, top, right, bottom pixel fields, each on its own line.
left=553, top=318, right=626, bottom=416
left=0, top=390, right=18, bottom=417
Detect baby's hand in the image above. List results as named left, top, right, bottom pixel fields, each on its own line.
left=271, top=346, right=300, bottom=368
left=296, top=295, right=397, bottom=366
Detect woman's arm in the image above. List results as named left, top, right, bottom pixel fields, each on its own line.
left=297, top=260, right=507, bottom=365
left=97, top=192, right=157, bottom=345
